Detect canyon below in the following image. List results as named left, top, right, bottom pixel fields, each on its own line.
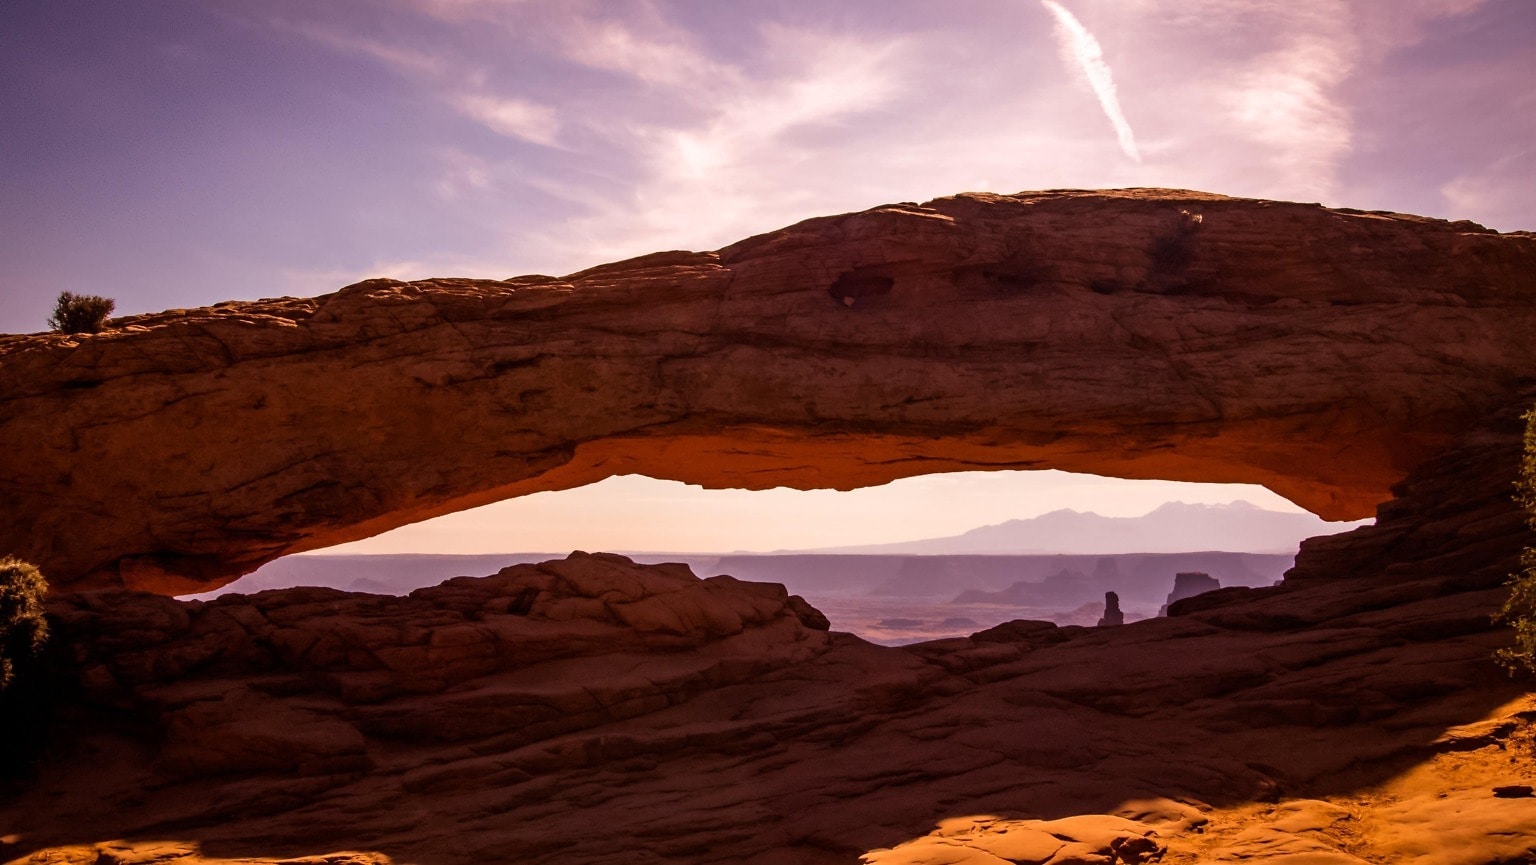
left=2, top=189, right=1535, bottom=863
left=202, top=545, right=1306, bottom=645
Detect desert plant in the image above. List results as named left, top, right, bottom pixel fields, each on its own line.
left=1496, top=406, right=1536, bottom=673
left=0, top=558, right=50, bottom=776
left=1148, top=209, right=1203, bottom=274
left=0, top=557, right=48, bottom=690
left=47, top=291, right=116, bottom=334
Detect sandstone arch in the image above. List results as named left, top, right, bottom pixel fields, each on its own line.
left=2, top=189, right=1533, bottom=594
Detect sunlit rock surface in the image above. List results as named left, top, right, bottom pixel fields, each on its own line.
left=3, top=189, right=1535, bottom=592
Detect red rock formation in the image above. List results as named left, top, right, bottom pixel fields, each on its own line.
left=1097, top=590, right=1125, bottom=626
left=3, top=189, right=1534, bottom=593
left=33, top=552, right=830, bottom=778
left=3, top=412, right=1533, bottom=863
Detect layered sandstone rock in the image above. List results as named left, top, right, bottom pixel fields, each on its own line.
left=3, top=190, right=1534, bottom=592
left=38, top=551, right=831, bottom=777
left=4, top=437, right=1535, bottom=863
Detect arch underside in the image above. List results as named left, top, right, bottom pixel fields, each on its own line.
left=1, top=189, right=1532, bottom=593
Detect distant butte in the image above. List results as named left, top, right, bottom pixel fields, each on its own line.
left=2, top=188, right=1535, bottom=593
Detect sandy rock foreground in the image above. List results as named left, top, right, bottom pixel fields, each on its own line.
left=3, top=543, right=1532, bottom=864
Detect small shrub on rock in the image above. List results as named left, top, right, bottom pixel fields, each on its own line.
left=47, top=291, right=116, bottom=334
left=0, top=558, right=50, bottom=776
left=1496, top=406, right=1536, bottom=673
left=0, top=557, right=48, bottom=690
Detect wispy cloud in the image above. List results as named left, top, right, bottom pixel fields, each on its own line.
left=1094, top=0, right=1360, bottom=201
left=235, top=0, right=1520, bottom=282
left=451, top=93, right=561, bottom=145
left=275, top=20, right=450, bottom=77
left=432, top=147, right=494, bottom=200
left=264, top=17, right=562, bottom=148
left=1441, top=149, right=1535, bottom=231
left=384, top=0, right=535, bottom=24
left=1225, top=34, right=1353, bottom=198
left=1040, top=0, right=1141, bottom=162
left=560, top=17, right=733, bottom=89
left=523, top=20, right=917, bottom=264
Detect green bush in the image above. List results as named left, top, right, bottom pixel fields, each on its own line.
left=0, top=558, right=50, bottom=776
left=47, top=291, right=116, bottom=334
left=1496, top=406, right=1536, bottom=673
left=0, top=557, right=48, bottom=690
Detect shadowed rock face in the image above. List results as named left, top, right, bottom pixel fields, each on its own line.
left=2, top=410, right=1533, bottom=864
left=3, top=189, right=1534, bottom=592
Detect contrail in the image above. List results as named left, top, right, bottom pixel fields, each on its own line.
left=1040, top=0, right=1141, bottom=162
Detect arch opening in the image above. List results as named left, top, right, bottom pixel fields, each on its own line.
left=194, top=469, right=1371, bottom=644
left=5, top=190, right=1531, bottom=596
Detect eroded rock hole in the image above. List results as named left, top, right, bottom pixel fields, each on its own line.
left=828, top=267, right=895, bottom=307
left=191, top=472, right=1369, bottom=647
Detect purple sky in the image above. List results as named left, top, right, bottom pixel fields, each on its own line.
left=4, top=0, right=1531, bottom=333
left=5, top=0, right=1532, bottom=552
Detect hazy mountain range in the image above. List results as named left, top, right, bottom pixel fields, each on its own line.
left=803, top=501, right=1369, bottom=555
left=194, top=500, right=1365, bottom=604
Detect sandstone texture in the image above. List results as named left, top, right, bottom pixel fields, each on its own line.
left=3, top=190, right=1535, bottom=592
left=3, top=406, right=1534, bottom=864
left=862, top=813, right=1167, bottom=864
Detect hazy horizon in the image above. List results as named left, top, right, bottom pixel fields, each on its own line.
left=312, top=485, right=1361, bottom=556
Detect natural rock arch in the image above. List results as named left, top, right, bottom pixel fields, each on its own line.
left=3, top=189, right=1534, bottom=594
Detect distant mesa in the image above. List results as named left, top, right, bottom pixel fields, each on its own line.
left=819, top=501, right=1370, bottom=556
left=1056, top=600, right=1108, bottom=627
left=207, top=551, right=1300, bottom=630
left=954, top=569, right=1092, bottom=606
left=1158, top=571, right=1221, bottom=616
left=946, top=554, right=1272, bottom=615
